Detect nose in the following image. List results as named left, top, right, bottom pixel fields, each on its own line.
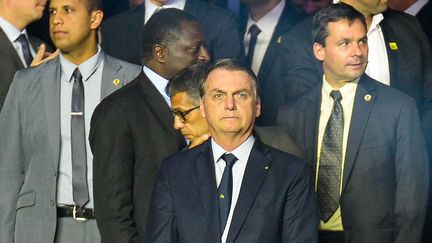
left=173, top=116, right=185, bottom=130
left=224, top=95, right=236, bottom=111
left=198, top=46, right=210, bottom=62
left=51, top=13, right=63, bottom=26
left=351, top=43, right=364, bottom=57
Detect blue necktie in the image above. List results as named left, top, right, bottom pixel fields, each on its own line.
left=218, top=153, right=238, bottom=234
left=15, top=34, right=33, bottom=67
left=317, top=90, right=344, bottom=222
left=71, top=68, right=89, bottom=207
left=246, top=24, right=261, bottom=68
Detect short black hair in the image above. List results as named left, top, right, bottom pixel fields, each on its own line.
left=83, top=0, right=101, bottom=12
left=312, top=3, right=366, bottom=46
left=199, top=59, right=260, bottom=99
left=141, top=8, right=198, bottom=64
left=166, top=62, right=212, bottom=105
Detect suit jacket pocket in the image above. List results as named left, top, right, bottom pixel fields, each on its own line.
left=16, top=191, right=36, bottom=210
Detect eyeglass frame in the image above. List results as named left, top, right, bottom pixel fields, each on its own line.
left=170, top=106, right=200, bottom=123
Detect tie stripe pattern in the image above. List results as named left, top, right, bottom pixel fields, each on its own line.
left=15, top=34, right=33, bottom=67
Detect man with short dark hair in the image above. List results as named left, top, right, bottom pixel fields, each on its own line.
left=90, top=8, right=210, bottom=243
left=278, top=4, right=429, bottom=242
left=147, top=59, right=318, bottom=243
left=0, top=0, right=141, bottom=242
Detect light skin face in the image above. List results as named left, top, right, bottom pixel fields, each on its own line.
left=156, top=20, right=210, bottom=79
left=49, top=0, right=103, bottom=64
left=0, top=0, right=47, bottom=30
left=313, top=18, right=368, bottom=89
left=200, top=69, right=261, bottom=151
left=171, top=92, right=210, bottom=147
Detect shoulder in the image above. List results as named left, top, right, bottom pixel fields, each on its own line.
left=260, top=142, right=310, bottom=176
left=104, top=54, right=142, bottom=74
left=102, top=5, right=143, bottom=27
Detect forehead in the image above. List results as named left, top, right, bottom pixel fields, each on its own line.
left=326, top=18, right=367, bottom=39
left=206, top=69, right=253, bottom=91
left=177, top=20, right=203, bottom=41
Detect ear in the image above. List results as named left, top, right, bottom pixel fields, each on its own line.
left=200, top=99, right=206, bottom=119
left=255, top=98, right=261, bottom=118
left=90, top=10, right=104, bottom=30
left=153, top=44, right=166, bottom=63
left=313, top=42, right=325, bottom=61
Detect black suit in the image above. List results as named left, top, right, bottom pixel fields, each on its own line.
left=147, top=138, right=318, bottom=243
left=89, top=72, right=186, bottom=242
left=101, top=1, right=244, bottom=65
left=239, top=2, right=302, bottom=125
left=0, top=27, right=43, bottom=111
left=278, top=74, right=429, bottom=242
left=416, top=1, right=432, bottom=46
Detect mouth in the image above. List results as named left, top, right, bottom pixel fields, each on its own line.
left=52, top=31, right=67, bottom=38
left=347, top=61, right=365, bottom=69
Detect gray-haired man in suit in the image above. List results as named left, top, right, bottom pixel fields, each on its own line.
left=0, top=0, right=141, bottom=242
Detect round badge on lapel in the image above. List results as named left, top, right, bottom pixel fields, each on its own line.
left=364, top=94, right=372, bottom=102
left=113, top=79, right=121, bottom=86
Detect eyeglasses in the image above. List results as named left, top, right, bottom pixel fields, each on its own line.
left=170, top=106, right=200, bottom=123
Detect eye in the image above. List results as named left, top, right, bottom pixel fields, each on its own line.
left=359, top=39, right=367, bottom=46
left=49, top=9, right=56, bottom=15
left=339, top=41, right=348, bottom=46
left=188, top=46, right=199, bottom=55
left=213, top=92, right=224, bottom=99
left=236, top=91, right=249, bottom=100
left=64, top=7, right=73, bottom=14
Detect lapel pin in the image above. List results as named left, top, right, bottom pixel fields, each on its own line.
left=389, top=42, right=398, bottom=51
left=219, top=194, right=225, bottom=199
left=364, top=94, right=372, bottom=102
left=277, top=36, right=282, bottom=44
left=113, top=79, right=121, bottom=86
left=264, top=166, right=269, bottom=170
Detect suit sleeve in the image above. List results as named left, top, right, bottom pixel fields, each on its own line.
left=280, top=19, right=322, bottom=102
left=145, top=158, right=177, bottom=243
left=89, top=99, right=140, bottom=243
left=283, top=162, right=319, bottom=243
left=392, top=98, right=429, bottom=243
left=0, top=73, right=26, bottom=243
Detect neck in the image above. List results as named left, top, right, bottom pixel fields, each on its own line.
left=248, top=0, right=281, bottom=22
left=212, top=131, right=252, bottom=152
left=62, top=42, right=98, bottom=65
left=0, top=11, right=27, bottom=31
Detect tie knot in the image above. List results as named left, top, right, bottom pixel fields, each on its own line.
left=220, top=153, right=238, bottom=168
left=15, top=34, right=28, bottom=44
left=330, top=90, right=342, bottom=103
left=72, top=68, right=82, bottom=82
left=248, top=24, right=261, bottom=37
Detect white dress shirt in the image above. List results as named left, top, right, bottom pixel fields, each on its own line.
left=406, top=0, right=429, bottom=15
left=143, top=66, right=171, bottom=106
left=144, top=0, right=186, bottom=23
left=58, top=47, right=104, bottom=208
left=0, top=17, right=36, bottom=67
left=211, top=136, right=255, bottom=243
left=243, top=0, right=285, bottom=74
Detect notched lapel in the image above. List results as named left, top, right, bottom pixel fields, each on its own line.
left=303, top=87, right=321, bottom=178
left=101, top=54, right=124, bottom=98
left=226, top=141, right=271, bottom=243
left=342, top=76, right=376, bottom=190
left=195, top=141, right=221, bottom=243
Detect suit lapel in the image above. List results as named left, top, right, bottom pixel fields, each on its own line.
left=195, top=141, right=221, bottom=243
left=0, top=27, right=24, bottom=70
left=41, top=58, right=62, bottom=167
left=380, top=12, right=400, bottom=89
left=100, top=53, right=124, bottom=98
left=303, top=85, right=321, bottom=178
left=226, top=140, right=271, bottom=243
left=342, top=75, right=376, bottom=190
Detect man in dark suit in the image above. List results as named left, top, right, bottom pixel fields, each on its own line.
left=147, top=59, right=318, bottom=243
left=100, top=0, right=244, bottom=65
left=90, top=9, right=210, bottom=243
left=239, top=0, right=302, bottom=125
left=0, top=0, right=56, bottom=110
left=278, top=4, right=429, bottom=242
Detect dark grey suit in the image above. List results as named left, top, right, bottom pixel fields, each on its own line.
left=0, top=53, right=141, bottom=243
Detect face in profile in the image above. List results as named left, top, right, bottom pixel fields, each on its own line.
left=171, top=92, right=209, bottom=144
left=200, top=68, right=260, bottom=140
left=163, top=20, right=210, bottom=79
left=49, top=0, right=102, bottom=55
left=313, top=18, right=368, bottom=88
left=12, top=0, right=47, bottom=25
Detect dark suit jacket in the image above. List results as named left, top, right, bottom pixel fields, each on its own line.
left=239, top=3, right=302, bottom=125
left=0, top=27, right=43, bottom=111
left=278, top=74, right=429, bottom=243
left=89, top=72, right=186, bottom=243
left=101, top=1, right=244, bottom=65
left=416, top=1, right=432, bottom=46
left=146, top=138, right=318, bottom=243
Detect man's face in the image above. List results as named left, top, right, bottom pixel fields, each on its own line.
left=313, top=18, right=368, bottom=87
left=11, top=0, right=47, bottom=25
left=171, top=92, right=209, bottom=143
left=200, top=69, right=260, bottom=139
left=164, top=21, right=210, bottom=79
left=49, top=0, right=101, bottom=54
left=342, top=0, right=388, bottom=15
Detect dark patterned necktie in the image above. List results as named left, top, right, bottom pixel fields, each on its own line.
left=71, top=68, right=89, bottom=207
left=317, top=90, right=344, bottom=222
left=218, top=153, right=238, bottom=234
left=15, top=34, right=33, bottom=67
left=246, top=24, right=261, bottom=67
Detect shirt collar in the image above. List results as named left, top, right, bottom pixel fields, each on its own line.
left=212, top=135, right=255, bottom=165
left=405, top=0, right=429, bottom=15
left=143, top=65, right=170, bottom=104
left=60, top=45, right=103, bottom=83
left=321, top=75, right=359, bottom=103
left=246, top=0, right=285, bottom=37
left=368, top=13, right=384, bottom=34
left=0, top=17, right=28, bottom=43
left=144, top=0, right=186, bottom=23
